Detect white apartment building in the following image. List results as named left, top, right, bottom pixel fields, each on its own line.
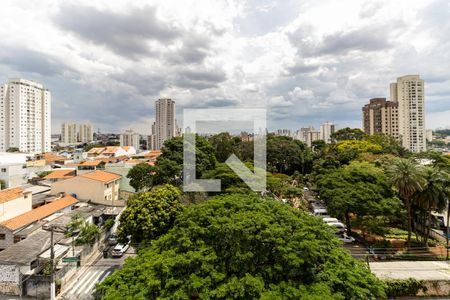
left=61, top=122, right=77, bottom=144
left=319, top=122, right=336, bottom=143
left=120, top=129, right=140, bottom=150
left=79, top=123, right=93, bottom=143
left=153, top=98, right=176, bottom=150
left=390, top=75, right=426, bottom=152
left=0, top=79, right=51, bottom=154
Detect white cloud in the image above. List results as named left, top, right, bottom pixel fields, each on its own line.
left=0, top=0, right=448, bottom=133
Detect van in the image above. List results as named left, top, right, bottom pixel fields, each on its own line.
left=111, top=243, right=130, bottom=258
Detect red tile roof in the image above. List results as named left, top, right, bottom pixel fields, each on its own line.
left=0, top=195, right=78, bottom=230
left=0, top=188, right=24, bottom=204
left=44, top=169, right=76, bottom=180
left=79, top=170, right=121, bottom=183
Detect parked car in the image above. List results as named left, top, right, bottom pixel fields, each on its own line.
left=111, top=243, right=130, bottom=258
left=107, top=234, right=118, bottom=246
left=312, top=208, right=328, bottom=217
left=322, top=217, right=339, bottom=224
left=337, top=233, right=355, bottom=243
left=303, top=187, right=309, bottom=191
left=327, top=222, right=346, bottom=233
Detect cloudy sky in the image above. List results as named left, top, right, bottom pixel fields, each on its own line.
left=0, top=0, right=449, bottom=134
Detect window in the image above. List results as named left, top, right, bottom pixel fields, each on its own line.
left=1, top=168, right=6, bottom=172
left=0, top=234, right=6, bottom=240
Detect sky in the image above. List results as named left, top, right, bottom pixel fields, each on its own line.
left=0, top=0, right=449, bottom=134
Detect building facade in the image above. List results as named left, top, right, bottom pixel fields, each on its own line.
left=319, top=122, right=336, bottom=143
left=119, top=129, right=140, bottom=150
left=0, top=79, right=51, bottom=154
left=390, top=75, right=426, bottom=152
left=362, top=98, right=399, bottom=138
left=61, top=122, right=77, bottom=144
left=79, top=123, right=93, bottom=143
left=153, top=98, right=176, bottom=150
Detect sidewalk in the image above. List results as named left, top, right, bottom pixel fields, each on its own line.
left=57, top=249, right=102, bottom=299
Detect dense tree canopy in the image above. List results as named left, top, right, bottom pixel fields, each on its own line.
left=331, top=127, right=366, bottom=141
left=316, top=161, right=402, bottom=235
left=117, top=184, right=183, bottom=245
left=127, top=163, right=155, bottom=192
left=97, top=194, right=384, bottom=299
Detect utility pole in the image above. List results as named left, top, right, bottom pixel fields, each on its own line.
left=50, top=226, right=55, bottom=300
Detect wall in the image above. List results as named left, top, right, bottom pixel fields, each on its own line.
left=51, top=177, right=120, bottom=205
left=0, top=164, right=24, bottom=188
left=0, top=226, right=14, bottom=250
left=0, top=193, right=31, bottom=222
left=0, top=264, right=20, bottom=295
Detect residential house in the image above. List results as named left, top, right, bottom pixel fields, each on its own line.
left=0, top=195, right=78, bottom=250
left=50, top=171, right=124, bottom=206
left=0, top=188, right=32, bottom=223
left=43, top=169, right=76, bottom=183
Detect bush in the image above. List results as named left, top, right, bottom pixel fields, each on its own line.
left=384, top=278, right=427, bottom=297
left=103, top=219, right=115, bottom=230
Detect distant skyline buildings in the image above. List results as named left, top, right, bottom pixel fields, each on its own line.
left=120, top=129, right=140, bottom=150
left=60, top=122, right=93, bottom=145
left=0, top=78, right=51, bottom=154
left=362, top=75, right=426, bottom=153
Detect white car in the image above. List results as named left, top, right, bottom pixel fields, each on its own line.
left=327, top=222, right=346, bottom=233
left=312, top=208, right=328, bottom=217
left=322, top=217, right=339, bottom=224
left=111, top=243, right=130, bottom=258
left=338, top=234, right=355, bottom=243
left=303, top=187, right=309, bottom=191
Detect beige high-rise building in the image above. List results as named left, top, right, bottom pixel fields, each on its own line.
left=319, top=122, right=336, bottom=143
left=154, top=98, right=176, bottom=150
left=0, top=78, right=51, bottom=154
left=120, top=129, right=140, bottom=150
left=61, top=122, right=77, bottom=144
left=362, top=98, right=399, bottom=138
left=79, top=123, right=93, bottom=143
left=390, top=75, right=426, bottom=152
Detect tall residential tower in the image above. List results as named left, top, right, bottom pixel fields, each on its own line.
left=153, top=98, right=176, bottom=150
left=0, top=78, right=51, bottom=154
left=390, top=75, right=426, bottom=152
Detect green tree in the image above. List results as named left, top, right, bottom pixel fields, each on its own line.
left=77, top=223, right=101, bottom=245
left=208, top=132, right=239, bottom=162
left=316, top=161, right=401, bottom=236
left=414, top=167, right=449, bottom=245
left=153, top=135, right=217, bottom=185
left=331, top=127, right=366, bottom=141
left=0, top=180, right=5, bottom=190
left=96, top=194, right=385, bottom=299
left=266, top=135, right=313, bottom=174
left=127, top=163, right=156, bottom=191
left=387, top=159, right=426, bottom=248
left=117, top=184, right=183, bottom=245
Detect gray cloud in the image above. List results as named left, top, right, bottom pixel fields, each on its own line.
left=52, top=4, right=181, bottom=59
left=175, top=68, right=227, bottom=90
left=0, top=46, right=74, bottom=76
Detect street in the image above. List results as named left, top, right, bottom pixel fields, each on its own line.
left=59, top=249, right=133, bottom=300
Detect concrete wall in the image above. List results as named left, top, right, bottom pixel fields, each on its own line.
left=51, top=177, right=120, bottom=205
left=0, top=226, right=14, bottom=250
left=0, top=264, right=20, bottom=295
left=0, top=193, right=32, bottom=222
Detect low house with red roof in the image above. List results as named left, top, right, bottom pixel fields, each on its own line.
left=43, top=169, right=76, bottom=183
left=0, top=195, right=78, bottom=250
left=50, top=170, right=124, bottom=206
left=0, top=188, right=32, bottom=223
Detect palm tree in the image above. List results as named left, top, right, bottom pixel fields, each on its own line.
left=414, top=167, right=448, bottom=246
left=388, top=159, right=425, bottom=248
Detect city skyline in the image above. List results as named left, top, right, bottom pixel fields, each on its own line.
left=0, top=1, right=448, bottom=134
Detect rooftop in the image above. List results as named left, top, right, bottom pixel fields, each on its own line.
left=0, top=195, right=78, bottom=231
left=0, top=187, right=25, bottom=204
left=0, top=229, right=64, bottom=265
left=44, top=169, right=76, bottom=180
left=79, top=170, right=121, bottom=183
